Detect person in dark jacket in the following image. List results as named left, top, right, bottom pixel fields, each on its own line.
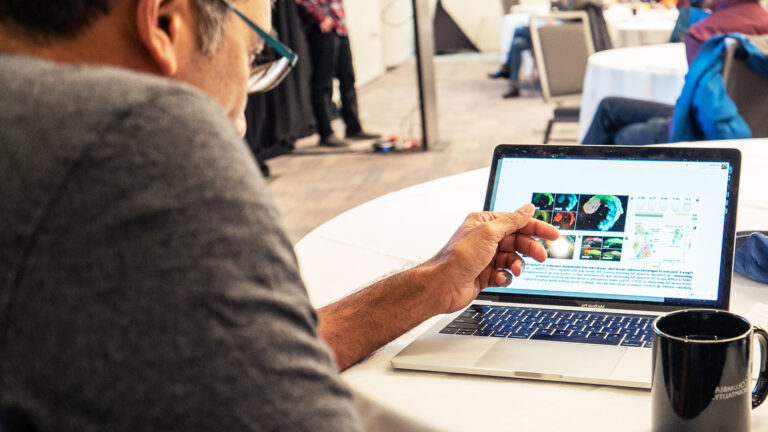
left=294, top=0, right=380, bottom=146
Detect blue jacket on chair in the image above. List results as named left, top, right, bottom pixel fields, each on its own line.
left=669, top=33, right=768, bottom=142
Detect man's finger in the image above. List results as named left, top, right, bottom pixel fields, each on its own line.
left=486, top=203, right=535, bottom=238
left=495, top=251, right=524, bottom=276
left=498, top=235, right=548, bottom=262
left=513, top=219, right=560, bottom=240
left=493, top=269, right=514, bottom=286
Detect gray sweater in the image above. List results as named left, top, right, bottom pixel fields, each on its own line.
left=0, top=54, right=361, bottom=431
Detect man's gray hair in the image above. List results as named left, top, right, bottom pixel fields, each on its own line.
left=193, top=0, right=230, bottom=54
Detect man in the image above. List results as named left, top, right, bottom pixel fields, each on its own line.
left=0, top=0, right=558, bottom=430
left=581, top=0, right=768, bottom=145
left=685, top=0, right=768, bottom=63
left=488, top=25, right=532, bottom=99
left=294, top=0, right=379, bottom=147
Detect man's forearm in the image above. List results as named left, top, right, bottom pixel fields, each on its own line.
left=317, top=264, right=444, bottom=371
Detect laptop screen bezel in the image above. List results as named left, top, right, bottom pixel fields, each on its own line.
left=479, top=144, right=741, bottom=313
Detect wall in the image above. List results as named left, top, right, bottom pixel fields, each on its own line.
left=343, top=0, right=505, bottom=85
left=439, top=0, right=504, bottom=52
left=344, top=0, right=386, bottom=85
left=380, top=0, right=416, bottom=67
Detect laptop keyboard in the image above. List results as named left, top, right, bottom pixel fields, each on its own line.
left=440, top=304, right=656, bottom=348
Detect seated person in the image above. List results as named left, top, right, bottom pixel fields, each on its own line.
left=489, top=25, right=533, bottom=98
left=581, top=0, right=768, bottom=145
left=685, top=0, right=768, bottom=63
left=488, top=0, right=576, bottom=98
left=0, top=0, right=559, bottom=430
left=668, top=0, right=714, bottom=43
left=581, top=97, right=675, bottom=145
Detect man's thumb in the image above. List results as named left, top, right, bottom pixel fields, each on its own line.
left=490, top=203, right=535, bottom=237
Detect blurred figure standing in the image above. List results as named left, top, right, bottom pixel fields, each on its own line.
left=295, top=0, right=380, bottom=147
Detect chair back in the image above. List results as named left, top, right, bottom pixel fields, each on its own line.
left=722, top=35, right=768, bottom=138
left=581, top=2, right=612, bottom=51
left=530, top=11, right=594, bottom=103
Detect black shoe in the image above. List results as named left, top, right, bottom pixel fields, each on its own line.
left=345, top=130, right=381, bottom=140
left=502, top=87, right=520, bottom=98
left=318, top=135, right=349, bottom=147
left=488, top=68, right=510, bottom=79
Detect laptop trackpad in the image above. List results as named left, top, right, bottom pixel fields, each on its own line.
left=474, top=340, right=626, bottom=377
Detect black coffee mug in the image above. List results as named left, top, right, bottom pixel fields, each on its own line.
left=651, top=309, right=768, bottom=432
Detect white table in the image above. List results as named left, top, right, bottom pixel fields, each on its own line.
left=612, top=19, right=677, bottom=47
left=296, top=140, right=768, bottom=432
left=578, top=43, right=688, bottom=143
left=605, top=8, right=679, bottom=47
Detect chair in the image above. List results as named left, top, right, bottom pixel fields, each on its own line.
left=530, top=11, right=594, bottom=143
left=722, top=35, right=768, bottom=138
left=582, top=2, right=612, bottom=52
left=500, top=0, right=518, bottom=14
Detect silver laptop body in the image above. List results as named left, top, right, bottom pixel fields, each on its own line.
left=392, top=145, right=742, bottom=389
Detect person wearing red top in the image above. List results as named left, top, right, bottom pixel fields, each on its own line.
left=685, top=0, right=768, bottom=63
left=295, top=0, right=379, bottom=147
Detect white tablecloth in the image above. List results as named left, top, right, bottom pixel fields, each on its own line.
left=296, top=140, right=768, bottom=432
left=604, top=7, right=679, bottom=48
left=578, top=43, right=688, bottom=142
left=612, top=19, right=677, bottom=47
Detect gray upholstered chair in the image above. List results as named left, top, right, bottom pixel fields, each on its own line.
left=722, top=35, right=768, bottom=138
left=530, top=11, right=594, bottom=143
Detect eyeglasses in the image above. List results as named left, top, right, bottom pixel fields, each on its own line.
left=216, top=0, right=298, bottom=93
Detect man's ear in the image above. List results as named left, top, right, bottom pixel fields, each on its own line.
left=135, top=0, right=194, bottom=76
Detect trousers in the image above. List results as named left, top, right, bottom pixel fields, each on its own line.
left=581, top=97, right=674, bottom=145
left=307, top=29, right=362, bottom=139
left=505, top=26, right=532, bottom=83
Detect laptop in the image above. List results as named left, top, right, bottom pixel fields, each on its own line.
left=392, top=145, right=741, bottom=389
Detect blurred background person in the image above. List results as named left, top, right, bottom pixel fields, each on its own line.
left=488, top=25, right=532, bottom=98
left=581, top=0, right=768, bottom=146
left=295, top=0, right=380, bottom=147
left=669, top=0, right=715, bottom=43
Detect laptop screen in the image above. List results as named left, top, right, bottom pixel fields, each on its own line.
left=482, top=145, right=741, bottom=311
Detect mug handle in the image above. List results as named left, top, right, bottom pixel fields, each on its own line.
left=753, top=325, right=768, bottom=408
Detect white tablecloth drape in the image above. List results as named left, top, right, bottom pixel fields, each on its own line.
left=604, top=7, right=679, bottom=47
left=612, top=19, right=677, bottom=47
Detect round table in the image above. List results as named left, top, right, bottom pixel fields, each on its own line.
left=612, top=19, right=677, bottom=47
left=295, top=140, right=768, bottom=432
left=604, top=7, right=679, bottom=48
left=578, top=43, right=688, bottom=143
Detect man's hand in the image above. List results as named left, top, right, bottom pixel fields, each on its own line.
left=424, top=203, right=560, bottom=314
left=317, top=203, right=559, bottom=370
left=319, top=17, right=334, bottom=33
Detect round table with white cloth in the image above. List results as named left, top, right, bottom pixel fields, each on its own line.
left=578, top=42, right=688, bottom=143
left=296, top=140, right=768, bottom=432
left=604, top=7, right=679, bottom=48
left=612, top=19, right=677, bottom=47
